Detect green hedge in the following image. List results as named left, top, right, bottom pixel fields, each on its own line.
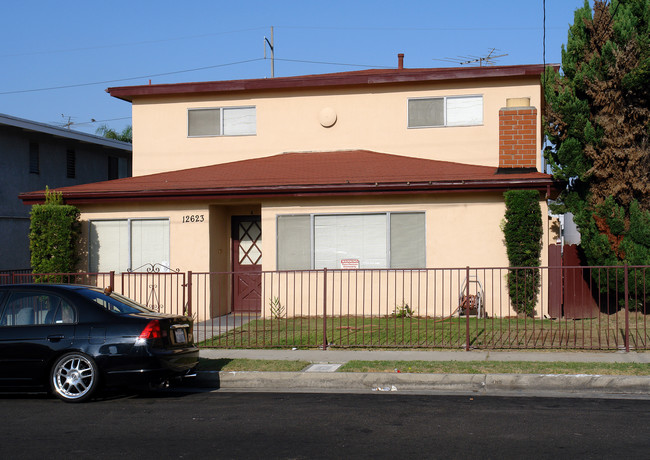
left=29, top=188, right=80, bottom=282
left=503, top=190, right=543, bottom=316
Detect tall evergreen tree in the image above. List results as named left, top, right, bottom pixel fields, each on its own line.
left=544, top=0, right=650, bottom=272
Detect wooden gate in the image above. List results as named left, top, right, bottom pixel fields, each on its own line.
left=548, top=244, right=563, bottom=318
left=548, top=244, right=600, bottom=319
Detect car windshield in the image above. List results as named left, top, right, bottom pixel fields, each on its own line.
left=77, top=287, right=154, bottom=314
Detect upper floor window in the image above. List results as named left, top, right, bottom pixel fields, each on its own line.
left=408, top=95, right=483, bottom=128
left=29, top=142, right=39, bottom=174
left=188, top=106, right=256, bottom=137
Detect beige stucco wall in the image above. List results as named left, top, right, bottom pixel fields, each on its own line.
left=78, top=192, right=551, bottom=320
left=131, top=77, right=542, bottom=176
left=80, top=201, right=214, bottom=274
left=260, top=194, right=551, bottom=318
left=261, top=193, right=550, bottom=270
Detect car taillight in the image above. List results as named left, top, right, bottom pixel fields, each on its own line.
left=139, top=320, right=161, bottom=339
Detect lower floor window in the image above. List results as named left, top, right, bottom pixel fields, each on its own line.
left=89, top=219, right=170, bottom=273
left=277, top=212, right=425, bottom=270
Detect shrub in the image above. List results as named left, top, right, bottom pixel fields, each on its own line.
left=503, top=190, right=543, bottom=316
left=392, top=303, right=414, bottom=318
left=269, top=296, right=286, bottom=319
left=29, top=187, right=81, bottom=282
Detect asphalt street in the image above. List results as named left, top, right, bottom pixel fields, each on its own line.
left=1, top=391, right=648, bottom=459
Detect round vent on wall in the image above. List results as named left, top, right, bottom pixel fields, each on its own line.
left=319, top=107, right=337, bottom=128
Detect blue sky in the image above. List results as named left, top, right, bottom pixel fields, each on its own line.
left=0, top=0, right=588, bottom=135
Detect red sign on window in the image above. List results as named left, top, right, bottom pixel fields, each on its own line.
left=340, top=259, right=360, bottom=269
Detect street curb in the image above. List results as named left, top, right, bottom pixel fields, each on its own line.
left=193, top=371, right=650, bottom=396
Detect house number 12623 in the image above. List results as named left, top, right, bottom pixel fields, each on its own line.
left=182, top=215, right=205, bottom=223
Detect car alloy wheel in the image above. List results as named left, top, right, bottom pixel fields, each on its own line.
left=50, top=352, right=99, bottom=403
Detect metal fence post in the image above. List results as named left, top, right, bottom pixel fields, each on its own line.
left=624, top=264, right=630, bottom=352
left=187, top=271, right=193, bottom=318
left=109, top=271, right=115, bottom=291
left=466, top=266, right=471, bottom=351
left=323, top=267, right=328, bottom=350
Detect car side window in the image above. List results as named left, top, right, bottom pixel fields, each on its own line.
left=0, top=293, right=75, bottom=326
left=53, top=301, right=76, bottom=324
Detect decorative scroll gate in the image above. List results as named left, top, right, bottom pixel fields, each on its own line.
left=120, top=269, right=187, bottom=316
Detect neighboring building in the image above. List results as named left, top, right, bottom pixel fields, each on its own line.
left=20, top=59, right=560, bottom=318
left=2, top=113, right=132, bottom=270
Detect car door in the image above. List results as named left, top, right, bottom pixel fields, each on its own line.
left=0, top=291, right=75, bottom=387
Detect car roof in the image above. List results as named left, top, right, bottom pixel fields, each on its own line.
left=0, top=284, right=96, bottom=292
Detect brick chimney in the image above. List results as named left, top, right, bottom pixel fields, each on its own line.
left=498, top=98, right=538, bottom=171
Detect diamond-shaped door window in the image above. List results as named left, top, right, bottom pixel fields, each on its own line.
left=238, top=221, right=262, bottom=265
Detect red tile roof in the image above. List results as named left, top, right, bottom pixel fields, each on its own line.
left=108, top=64, right=556, bottom=102
left=20, top=150, right=557, bottom=204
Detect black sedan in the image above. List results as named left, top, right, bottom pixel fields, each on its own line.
left=0, top=284, right=199, bottom=402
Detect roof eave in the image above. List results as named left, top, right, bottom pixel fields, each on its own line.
left=107, top=64, right=559, bottom=102
left=20, top=177, right=561, bottom=205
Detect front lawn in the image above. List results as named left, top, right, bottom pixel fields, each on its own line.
left=198, top=312, right=650, bottom=350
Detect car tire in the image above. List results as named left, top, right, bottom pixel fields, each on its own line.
left=50, top=352, right=99, bottom=403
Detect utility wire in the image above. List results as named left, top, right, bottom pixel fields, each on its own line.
left=4, top=24, right=562, bottom=59
left=274, top=57, right=392, bottom=69
left=0, top=59, right=265, bottom=95
left=0, top=27, right=267, bottom=58
left=278, top=25, right=563, bottom=32
left=0, top=57, right=392, bottom=96
left=73, top=116, right=132, bottom=127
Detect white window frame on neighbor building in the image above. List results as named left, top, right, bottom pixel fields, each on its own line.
left=407, top=95, right=483, bottom=128
left=277, top=212, right=426, bottom=270
left=187, top=106, right=256, bottom=137
left=88, top=218, right=170, bottom=273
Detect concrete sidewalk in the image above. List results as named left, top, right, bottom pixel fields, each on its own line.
left=192, top=349, right=650, bottom=399
left=199, top=348, right=650, bottom=364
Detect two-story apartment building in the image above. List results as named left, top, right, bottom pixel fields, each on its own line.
left=20, top=60, right=559, bottom=318
left=2, top=113, right=132, bottom=271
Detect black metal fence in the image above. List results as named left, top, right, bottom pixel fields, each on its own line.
left=2, top=265, right=648, bottom=351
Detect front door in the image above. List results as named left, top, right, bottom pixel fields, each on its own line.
left=232, top=216, right=262, bottom=313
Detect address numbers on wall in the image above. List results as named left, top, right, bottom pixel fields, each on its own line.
left=182, top=215, right=205, bottom=223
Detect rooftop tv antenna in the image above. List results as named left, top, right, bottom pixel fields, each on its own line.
left=433, top=48, right=508, bottom=67
left=264, top=26, right=274, bottom=78
left=59, top=114, right=75, bottom=129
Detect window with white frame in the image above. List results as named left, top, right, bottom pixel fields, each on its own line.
left=408, top=95, right=483, bottom=128
left=188, top=106, right=256, bottom=137
left=277, top=212, right=425, bottom=270
left=89, top=219, right=170, bottom=273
